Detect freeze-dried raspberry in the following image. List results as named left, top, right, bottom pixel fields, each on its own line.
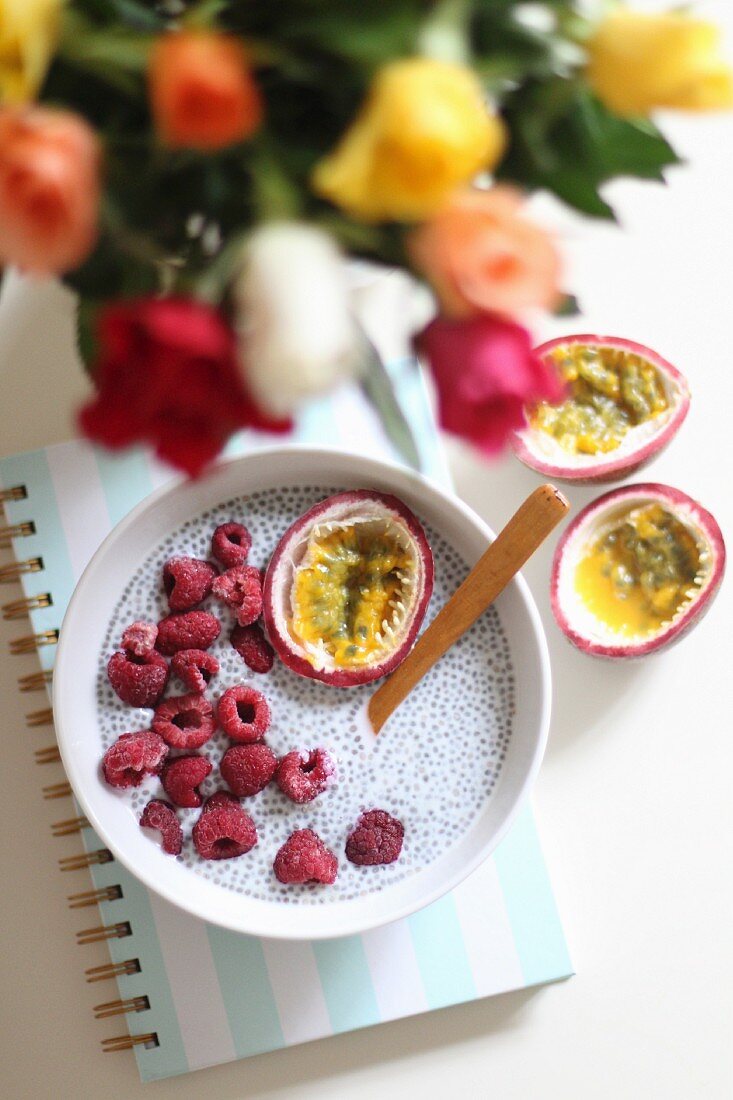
left=102, top=730, right=168, bottom=789
left=231, top=622, right=274, bottom=673
left=121, top=620, right=158, bottom=658
left=140, top=799, right=182, bottom=855
left=212, top=565, right=262, bottom=626
left=211, top=522, right=252, bottom=568
left=273, top=829, right=338, bottom=885
left=217, top=685, right=270, bottom=743
left=202, top=790, right=240, bottom=813
left=275, top=748, right=334, bottom=804
left=107, top=650, right=168, bottom=709
left=161, top=754, right=213, bottom=808
left=345, top=809, right=404, bottom=866
left=170, top=648, right=219, bottom=693
left=156, top=611, right=220, bottom=655
left=221, top=744, right=278, bottom=797
left=151, top=693, right=216, bottom=749
left=192, top=802, right=257, bottom=860
left=163, top=556, right=217, bottom=612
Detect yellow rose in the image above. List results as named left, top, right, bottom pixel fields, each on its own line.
left=586, top=7, right=733, bottom=116
left=312, top=58, right=506, bottom=223
left=0, top=0, right=62, bottom=105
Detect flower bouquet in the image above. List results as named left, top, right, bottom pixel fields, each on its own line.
left=0, top=0, right=730, bottom=476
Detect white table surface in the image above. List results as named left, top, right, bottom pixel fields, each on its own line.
left=2, top=7, right=732, bottom=1095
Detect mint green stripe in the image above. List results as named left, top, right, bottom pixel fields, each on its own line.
left=206, top=926, right=284, bottom=1058
left=493, top=804, right=573, bottom=986
left=408, top=894, right=477, bottom=1009
left=93, top=447, right=154, bottom=525
left=312, top=936, right=381, bottom=1034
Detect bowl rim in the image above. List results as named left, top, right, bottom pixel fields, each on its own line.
left=53, top=443, right=552, bottom=940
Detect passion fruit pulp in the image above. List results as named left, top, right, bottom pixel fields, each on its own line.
left=263, top=491, right=434, bottom=686
left=513, top=336, right=690, bottom=483
left=551, top=484, right=725, bottom=658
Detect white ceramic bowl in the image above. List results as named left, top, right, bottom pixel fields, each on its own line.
left=54, top=446, right=551, bottom=939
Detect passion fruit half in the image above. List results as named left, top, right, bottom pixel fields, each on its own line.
left=513, top=335, right=690, bottom=482
left=263, top=491, right=434, bottom=686
left=551, top=483, right=725, bottom=659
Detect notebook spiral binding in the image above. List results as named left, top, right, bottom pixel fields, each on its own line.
left=2, top=488, right=159, bottom=1056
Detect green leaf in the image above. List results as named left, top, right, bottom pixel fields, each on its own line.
left=75, top=299, right=99, bottom=373
left=359, top=335, right=422, bottom=470
left=499, top=83, right=681, bottom=219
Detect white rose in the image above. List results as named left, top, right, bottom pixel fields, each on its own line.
left=233, top=223, right=361, bottom=418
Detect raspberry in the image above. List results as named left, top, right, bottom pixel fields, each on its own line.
left=121, top=620, right=158, bottom=658
left=231, top=622, right=274, bottom=673
left=161, top=754, right=213, bottom=808
left=107, top=650, right=168, bottom=709
left=151, top=693, right=216, bottom=749
left=275, top=748, right=334, bottom=804
left=163, top=556, right=217, bottom=612
left=192, top=802, right=257, bottom=860
left=273, top=829, right=338, bottom=885
left=217, top=685, right=270, bottom=743
left=212, top=565, right=263, bottom=626
left=211, top=521, right=252, bottom=568
left=345, top=809, right=404, bottom=866
left=102, top=730, right=168, bottom=789
left=140, top=799, right=182, bottom=855
left=221, top=743, right=278, bottom=797
left=156, top=611, right=220, bottom=655
left=170, top=648, right=219, bottom=693
left=202, top=790, right=240, bottom=812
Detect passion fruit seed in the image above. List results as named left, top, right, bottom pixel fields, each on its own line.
left=291, top=518, right=415, bottom=670
left=532, top=344, right=668, bottom=456
left=575, top=503, right=709, bottom=638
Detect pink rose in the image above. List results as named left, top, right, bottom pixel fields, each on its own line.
left=416, top=314, right=564, bottom=455
left=0, top=106, right=100, bottom=276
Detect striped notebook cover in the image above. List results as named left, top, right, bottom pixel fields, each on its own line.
left=0, top=359, right=572, bottom=1082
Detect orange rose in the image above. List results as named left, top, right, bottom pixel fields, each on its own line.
left=409, top=186, right=561, bottom=318
left=149, top=31, right=262, bottom=151
left=0, top=106, right=100, bottom=275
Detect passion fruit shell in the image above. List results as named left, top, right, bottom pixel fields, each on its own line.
left=551, top=483, right=725, bottom=659
left=513, top=335, right=690, bottom=483
left=263, top=490, right=434, bottom=686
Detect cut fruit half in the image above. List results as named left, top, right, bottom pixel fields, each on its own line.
left=551, top=483, right=725, bottom=658
left=513, top=335, right=690, bottom=482
left=263, top=490, right=434, bottom=686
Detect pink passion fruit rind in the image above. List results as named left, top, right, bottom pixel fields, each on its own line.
left=513, top=335, right=691, bottom=483
left=551, top=483, right=725, bottom=659
left=263, top=490, right=434, bottom=686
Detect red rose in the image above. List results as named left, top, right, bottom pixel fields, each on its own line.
left=78, top=298, right=290, bottom=476
left=416, top=314, right=564, bottom=455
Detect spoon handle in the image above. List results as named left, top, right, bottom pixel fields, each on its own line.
left=367, top=483, right=569, bottom=735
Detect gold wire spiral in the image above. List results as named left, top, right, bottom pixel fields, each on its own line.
left=0, top=520, right=35, bottom=548
left=42, top=780, right=71, bottom=799
left=101, top=1033, right=159, bottom=1053
left=51, top=815, right=89, bottom=837
left=68, top=885, right=123, bottom=910
left=76, top=921, right=131, bottom=946
left=59, top=848, right=113, bottom=872
left=10, top=629, right=58, bottom=655
left=35, top=744, right=61, bottom=764
left=2, top=593, right=52, bottom=620
left=85, top=959, right=140, bottom=984
left=0, top=557, right=43, bottom=583
left=26, top=706, right=53, bottom=727
left=0, top=484, right=27, bottom=503
left=93, top=995, right=150, bottom=1020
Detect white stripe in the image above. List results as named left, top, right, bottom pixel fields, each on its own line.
left=260, top=939, right=332, bottom=1046
left=45, top=442, right=110, bottom=580
left=148, top=894, right=237, bottom=1070
left=361, top=919, right=429, bottom=1021
left=451, top=861, right=524, bottom=995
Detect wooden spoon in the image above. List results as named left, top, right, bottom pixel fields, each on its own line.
left=364, top=483, right=569, bottom=740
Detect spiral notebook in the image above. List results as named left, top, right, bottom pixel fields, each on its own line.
left=0, top=360, right=572, bottom=1082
